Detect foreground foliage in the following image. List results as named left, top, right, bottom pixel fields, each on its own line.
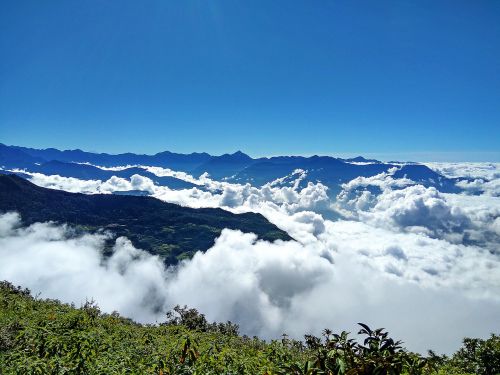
left=0, top=281, right=498, bottom=374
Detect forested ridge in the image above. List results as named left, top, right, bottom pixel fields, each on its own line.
left=0, top=174, right=291, bottom=264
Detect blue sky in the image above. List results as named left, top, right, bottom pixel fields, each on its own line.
left=1, top=1, right=499, bottom=160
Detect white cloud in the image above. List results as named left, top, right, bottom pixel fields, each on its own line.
left=360, top=185, right=470, bottom=238
left=76, top=162, right=139, bottom=171
left=12, top=171, right=156, bottom=195
left=1, top=212, right=499, bottom=355
left=334, top=173, right=500, bottom=252
left=455, top=178, right=500, bottom=197
left=424, top=162, right=500, bottom=180
left=425, top=162, right=500, bottom=196
left=340, top=167, right=415, bottom=191
left=3, top=165, right=500, bottom=354
left=0, top=213, right=170, bottom=322
left=321, top=220, right=500, bottom=298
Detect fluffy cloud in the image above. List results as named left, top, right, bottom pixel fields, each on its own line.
left=321, top=220, right=500, bottom=297
left=425, top=162, right=500, bottom=196
left=16, top=171, right=156, bottom=194
left=340, top=167, right=415, bottom=192
left=334, top=168, right=414, bottom=218
left=76, top=163, right=138, bottom=171
left=0, top=213, right=170, bottom=322
left=3, top=164, right=500, bottom=354
left=18, top=168, right=332, bottom=229
left=167, top=223, right=500, bottom=353
left=424, top=162, right=500, bottom=180
left=455, top=178, right=500, bottom=197
left=12, top=166, right=500, bottom=255
left=361, top=185, right=470, bottom=238
left=334, top=170, right=500, bottom=252
left=1, top=212, right=499, bottom=355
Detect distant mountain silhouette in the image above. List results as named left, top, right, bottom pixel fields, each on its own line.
left=0, top=144, right=461, bottom=193
left=192, top=151, right=255, bottom=180
left=392, top=164, right=460, bottom=192
left=0, top=174, right=291, bottom=264
left=232, top=155, right=391, bottom=190
left=0, top=143, right=45, bottom=168
left=3, top=144, right=211, bottom=170
left=343, top=156, right=382, bottom=163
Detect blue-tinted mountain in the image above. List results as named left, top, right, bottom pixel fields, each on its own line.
left=4, top=144, right=211, bottom=171
left=0, top=143, right=45, bottom=169
left=0, top=144, right=461, bottom=193
left=392, top=164, right=460, bottom=192
left=342, top=156, right=382, bottom=163
left=191, top=151, right=255, bottom=179
left=231, top=155, right=392, bottom=193
left=32, top=160, right=112, bottom=180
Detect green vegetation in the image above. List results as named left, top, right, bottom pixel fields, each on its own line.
left=0, top=174, right=291, bottom=265
left=1, top=281, right=498, bottom=374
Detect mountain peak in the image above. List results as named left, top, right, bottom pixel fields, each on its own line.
left=232, top=150, right=250, bottom=158
left=215, top=151, right=252, bottom=161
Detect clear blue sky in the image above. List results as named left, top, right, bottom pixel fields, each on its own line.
left=1, top=1, right=499, bottom=160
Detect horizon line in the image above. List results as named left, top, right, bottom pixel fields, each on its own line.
left=3, top=143, right=500, bottom=163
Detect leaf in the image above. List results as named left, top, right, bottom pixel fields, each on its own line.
left=357, top=323, right=372, bottom=335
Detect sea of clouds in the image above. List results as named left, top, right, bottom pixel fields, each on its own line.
left=1, top=162, right=499, bottom=354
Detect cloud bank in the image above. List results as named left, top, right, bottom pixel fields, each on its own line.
left=425, top=162, right=500, bottom=197
left=1, top=211, right=499, bottom=355
left=1, top=162, right=500, bottom=354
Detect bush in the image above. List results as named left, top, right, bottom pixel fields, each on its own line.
left=1, top=281, right=498, bottom=374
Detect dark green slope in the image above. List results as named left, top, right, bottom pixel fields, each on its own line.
left=0, top=174, right=292, bottom=264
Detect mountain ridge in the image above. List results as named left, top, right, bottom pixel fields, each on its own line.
left=0, top=143, right=461, bottom=193
left=0, top=174, right=292, bottom=264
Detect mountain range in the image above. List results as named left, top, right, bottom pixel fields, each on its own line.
left=0, top=143, right=461, bottom=193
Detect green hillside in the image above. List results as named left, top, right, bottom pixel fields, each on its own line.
left=0, top=174, right=291, bottom=264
